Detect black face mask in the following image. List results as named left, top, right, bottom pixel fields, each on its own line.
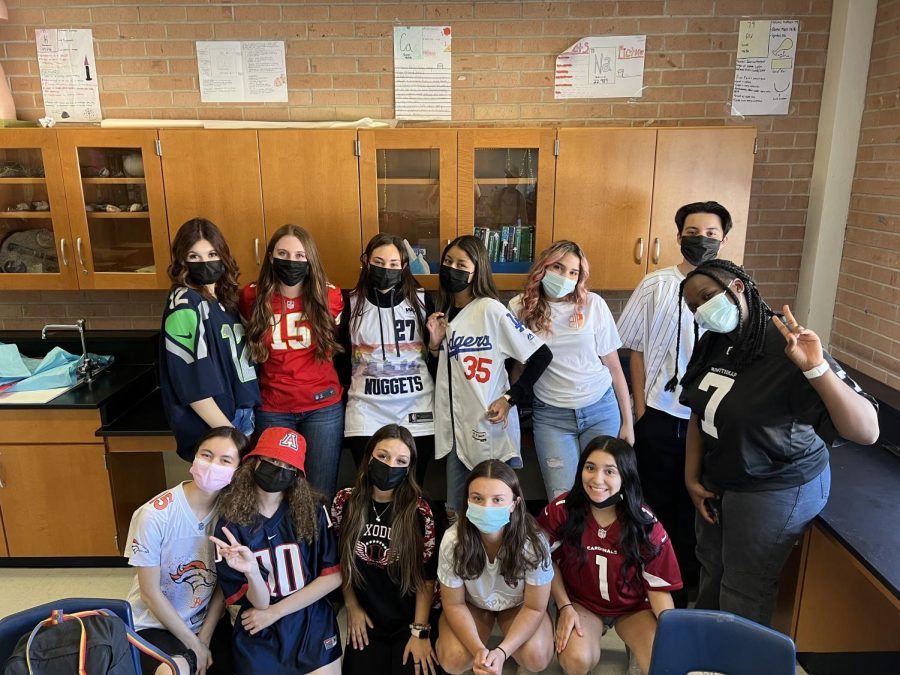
left=680, top=235, right=721, bottom=267
left=589, top=491, right=623, bottom=510
left=253, top=459, right=299, bottom=493
left=187, top=260, right=225, bottom=285
left=272, top=258, right=309, bottom=286
left=439, top=265, right=471, bottom=294
left=368, top=457, right=408, bottom=491
left=369, top=264, right=403, bottom=291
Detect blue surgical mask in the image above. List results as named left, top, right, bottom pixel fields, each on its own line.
left=465, top=502, right=512, bottom=534
left=541, top=270, right=577, bottom=299
left=695, top=289, right=740, bottom=334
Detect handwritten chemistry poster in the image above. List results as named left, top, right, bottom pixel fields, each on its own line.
left=197, top=41, right=288, bottom=103
left=732, top=20, right=799, bottom=116
left=35, top=28, right=102, bottom=122
left=555, top=36, right=646, bottom=99
left=393, top=26, right=452, bottom=120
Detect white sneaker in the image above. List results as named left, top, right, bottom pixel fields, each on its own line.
left=626, top=648, right=643, bottom=675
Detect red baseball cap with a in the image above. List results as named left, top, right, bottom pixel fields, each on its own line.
left=244, top=427, right=306, bottom=474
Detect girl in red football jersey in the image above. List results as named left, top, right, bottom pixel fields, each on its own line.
left=538, top=436, right=682, bottom=675
left=242, top=224, right=345, bottom=498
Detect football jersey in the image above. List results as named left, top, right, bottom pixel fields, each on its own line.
left=159, top=287, right=260, bottom=459
left=215, top=503, right=342, bottom=675
left=509, top=292, right=621, bottom=409
left=125, top=483, right=219, bottom=632
left=538, top=494, right=682, bottom=617
left=344, top=291, right=435, bottom=436
left=434, top=297, right=544, bottom=469
left=680, top=321, right=877, bottom=492
left=239, top=284, right=343, bottom=413
left=437, top=522, right=553, bottom=612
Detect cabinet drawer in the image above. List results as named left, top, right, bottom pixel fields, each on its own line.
left=0, top=409, right=102, bottom=444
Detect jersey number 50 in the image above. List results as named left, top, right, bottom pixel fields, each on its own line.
left=462, top=356, right=492, bottom=383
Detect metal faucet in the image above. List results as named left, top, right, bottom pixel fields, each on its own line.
left=41, top=319, right=100, bottom=383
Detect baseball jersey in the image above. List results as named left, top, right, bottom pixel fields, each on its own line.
left=538, top=494, right=682, bottom=617
left=125, top=483, right=219, bottom=632
left=239, top=284, right=343, bottom=413
left=434, top=297, right=544, bottom=469
left=617, top=266, right=697, bottom=419
left=331, top=488, right=440, bottom=636
left=509, top=293, right=621, bottom=409
left=680, top=321, right=877, bottom=493
left=344, top=291, right=435, bottom=436
left=214, top=503, right=342, bottom=675
left=160, top=287, right=260, bottom=459
left=437, top=522, right=554, bottom=612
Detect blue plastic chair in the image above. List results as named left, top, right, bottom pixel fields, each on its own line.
left=0, top=597, right=141, bottom=674
left=648, top=609, right=797, bottom=675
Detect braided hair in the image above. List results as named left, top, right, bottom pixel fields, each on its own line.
left=665, top=259, right=774, bottom=392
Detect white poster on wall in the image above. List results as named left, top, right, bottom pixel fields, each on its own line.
left=393, top=26, right=452, bottom=120
left=554, top=36, right=646, bottom=99
left=731, top=19, right=799, bottom=116
left=197, top=41, right=288, bottom=103
left=35, top=28, right=102, bottom=122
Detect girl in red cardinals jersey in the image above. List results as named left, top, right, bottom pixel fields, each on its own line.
left=538, top=436, right=682, bottom=675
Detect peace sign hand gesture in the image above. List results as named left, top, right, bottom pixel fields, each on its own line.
left=772, top=305, right=825, bottom=373
left=210, top=526, right=258, bottom=577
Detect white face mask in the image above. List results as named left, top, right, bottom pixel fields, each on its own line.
left=695, top=287, right=740, bottom=333
left=541, top=270, right=577, bottom=299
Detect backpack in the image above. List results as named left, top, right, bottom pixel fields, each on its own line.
left=3, top=609, right=177, bottom=675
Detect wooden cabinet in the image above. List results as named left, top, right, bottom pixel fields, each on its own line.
left=259, top=130, right=362, bottom=289
left=159, top=130, right=266, bottom=285
left=56, top=129, right=170, bottom=289
left=0, top=129, right=77, bottom=290
left=553, top=128, right=657, bottom=290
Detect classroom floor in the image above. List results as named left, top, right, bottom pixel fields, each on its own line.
left=0, top=567, right=809, bottom=674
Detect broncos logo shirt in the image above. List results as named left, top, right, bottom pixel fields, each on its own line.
left=125, top=482, right=219, bottom=632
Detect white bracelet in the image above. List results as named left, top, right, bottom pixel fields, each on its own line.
left=803, top=362, right=829, bottom=379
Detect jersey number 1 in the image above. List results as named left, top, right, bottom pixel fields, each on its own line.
left=697, top=372, right=735, bottom=439
left=596, top=554, right=611, bottom=602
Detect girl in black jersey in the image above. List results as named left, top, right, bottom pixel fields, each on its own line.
left=669, top=259, right=878, bottom=625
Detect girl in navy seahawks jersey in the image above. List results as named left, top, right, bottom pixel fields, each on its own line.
left=211, top=427, right=342, bottom=675
left=671, top=259, right=879, bottom=626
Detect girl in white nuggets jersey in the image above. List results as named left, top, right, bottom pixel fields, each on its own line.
left=427, top=236, right=552, bottom=515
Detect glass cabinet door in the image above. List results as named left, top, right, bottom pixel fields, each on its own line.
left=359, top=130, right=457, bottom=285
left=57, top=130, right=170, bottom=290
left=0, top=130, right=77, bottom=290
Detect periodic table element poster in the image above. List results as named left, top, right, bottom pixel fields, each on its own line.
left=35, top=28, right=102, bottom=122
left=732, top=19, right=799, bottom=116
left=554, top=36, right=646, bottom=99
left=393, top=26, right=452, bottom=120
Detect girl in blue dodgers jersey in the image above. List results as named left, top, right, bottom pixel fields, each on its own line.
left=211, top=427, right=342, bottom=674
left=427, top=235, right=552, bottom=514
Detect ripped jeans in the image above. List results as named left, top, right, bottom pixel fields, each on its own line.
left=531, top=387, right=621, bottom=500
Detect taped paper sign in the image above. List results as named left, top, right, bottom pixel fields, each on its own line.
left=197, top=41, right=288, bottom=103
left=554, top=36, right=646, bottom=99
left=393, top=26, right=452, bottom=120
left=35, top=28, right=102, bottom=122
left=732, top=20, right=799, bottom=116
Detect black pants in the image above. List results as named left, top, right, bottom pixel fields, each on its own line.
left=634, top=406, right=699, bottom=607
left=342, top=620, right=442, bottom=675
left=347, top=434, right=434, bottom=487
left=137, top=614, right=233, bottom=675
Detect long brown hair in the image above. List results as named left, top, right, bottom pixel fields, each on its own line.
left=168, top=218, right=240, bottom=313
left=217, top=457, right=322, bottom=543
left=436, top=235, right=500, bottom=314
left=516, top=240, right=590, bottom=334
left=245, top=224, right=343, bottom=363
left=338, top=424, right=425, bottom=596
left=454, top=460, right=550, bottom=587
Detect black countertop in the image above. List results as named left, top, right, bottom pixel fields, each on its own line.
left=0, top=364, right=155, bottom=410
left=821, top=443, right=900, bottom=598
left=97, top=387, right=172, bottom=436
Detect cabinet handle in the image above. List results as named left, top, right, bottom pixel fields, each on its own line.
left=60, top=238, right=69, bottom=267
left=75, top=237, right=88, bottom=274
left=634, top=237, right=644, bottom=264
left=254, top=238, right=261, bottom=266
left=0, top=458, right=5, bottom=488
left=652, top=237, right=661, bottom=265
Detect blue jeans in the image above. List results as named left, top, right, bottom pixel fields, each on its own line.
left=445, top=451, right=523, bottom=514
left=531, top=387, right=621, bottom=500
left=694, top=464, right=831, bottom=626
left=255, top=401, right=344, bottom=499
left=230, top=407, right=255, bottom=438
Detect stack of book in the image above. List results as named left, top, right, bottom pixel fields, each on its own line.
left=474, top=221, right=534, bottom=263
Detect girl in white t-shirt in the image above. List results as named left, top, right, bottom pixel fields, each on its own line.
left=436, top=460, right=554, bottom=675
left=510, top=241, right=634, bottom=500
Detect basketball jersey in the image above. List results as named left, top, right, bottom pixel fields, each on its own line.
left=344, top=291, right=435, bottom=436
left=215, top=503, right=342, bottom=674
left=434, top=297, right=544, bottom=469
left=539, top=494, right=682, bottom=617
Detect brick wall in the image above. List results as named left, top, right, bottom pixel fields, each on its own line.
left=829, top=0, right=900, bottom=391
left=0, top=0, right=833, bottom=330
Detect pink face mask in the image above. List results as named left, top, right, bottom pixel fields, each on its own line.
left=190, top=459, right=236, bottom=493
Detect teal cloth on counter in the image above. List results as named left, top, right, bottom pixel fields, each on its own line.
left=0, top=343, right=114, bottom=392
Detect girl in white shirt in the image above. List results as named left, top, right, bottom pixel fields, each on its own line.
left=510, top=241, right=634, bottom=500
left=436, top=460, right=554, bottom=675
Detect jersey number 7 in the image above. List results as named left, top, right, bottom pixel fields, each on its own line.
left=698, top=372, right=735, bottom=439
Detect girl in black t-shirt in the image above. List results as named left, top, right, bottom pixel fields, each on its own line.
left=331, top=424, right=445, bottom=675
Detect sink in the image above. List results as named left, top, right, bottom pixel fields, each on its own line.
left=0, top=363, right=110, bottom=404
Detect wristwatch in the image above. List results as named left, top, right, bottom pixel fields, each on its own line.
left=803, top=362, right=829, bottom=380
left=502, top=392, right=516, bottom=407
left=410, top=623, right=431, bottom=639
